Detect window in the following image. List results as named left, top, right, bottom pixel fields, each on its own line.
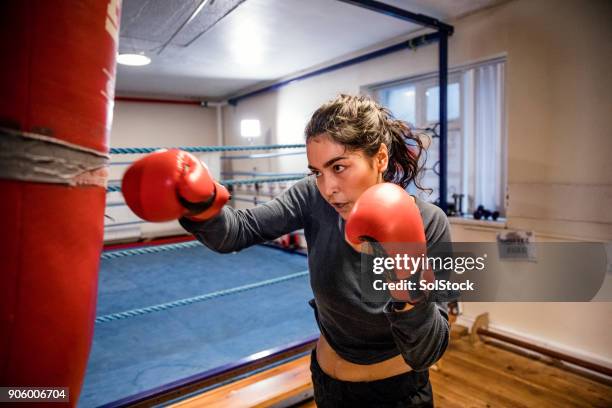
left=373, top=59, right=506, bottom=216
left=425, top=83, right=460, bottom=122
left=240, top=119, right=261, bottom=138
left=381, top=85, right=416, bottom=126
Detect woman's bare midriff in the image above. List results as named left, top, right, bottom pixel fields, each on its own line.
left=316, top=335, right=412, bottom=382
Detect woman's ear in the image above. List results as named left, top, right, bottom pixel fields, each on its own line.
left=376, top=143, right=389, bottom=172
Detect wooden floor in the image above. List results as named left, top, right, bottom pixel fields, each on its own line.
left=175, top=328, right=612, bottom=407
left=429, top=335, right=611, bottom=407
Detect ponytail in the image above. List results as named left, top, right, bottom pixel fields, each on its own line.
left=384, top=119, right=429, bottom=191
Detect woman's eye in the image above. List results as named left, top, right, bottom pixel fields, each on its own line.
left=333, top=165, right=346, bottom=173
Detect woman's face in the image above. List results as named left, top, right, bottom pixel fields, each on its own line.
left=306, top=134, right=387, bottom=220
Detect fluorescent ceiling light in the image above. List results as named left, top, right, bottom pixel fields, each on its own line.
left=117, top=53, right=151, bottom=66
left=231, top=20, right=263, bottom=66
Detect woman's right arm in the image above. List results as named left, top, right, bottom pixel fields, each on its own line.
left=120, top=149, right=314, bottom=253
left=179, top=177, right=315, bottom=253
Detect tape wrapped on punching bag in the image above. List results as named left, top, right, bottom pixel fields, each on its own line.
left=0, top=1, right=121, bottom=406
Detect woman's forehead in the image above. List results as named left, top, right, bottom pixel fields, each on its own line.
left=306, top=135, right=363, bottom=167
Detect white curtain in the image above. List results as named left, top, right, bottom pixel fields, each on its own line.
left=462, top=62, right=505, bottom=214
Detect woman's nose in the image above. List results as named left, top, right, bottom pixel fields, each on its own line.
left=321, top=177, right=340, bottom=199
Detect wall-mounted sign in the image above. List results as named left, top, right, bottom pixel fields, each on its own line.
left=497, top=230, right=537, bottom=262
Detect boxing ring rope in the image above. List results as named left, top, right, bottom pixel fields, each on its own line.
left=221, top=171, right=307, bottom=177
left=96, top=265, right=308, bottom=324
left=109, top=143, right=305, bottom=154
left=106, top=175, right=307, bottom=193
left=221, top=150, right=306, bottom=160
left=108, top=151, right=307, bottom=166
left=101, top=240, right=202, bottom=259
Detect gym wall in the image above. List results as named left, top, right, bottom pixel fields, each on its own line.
left=221, top=0, right=612, bottom=365
left=107, top=101, right=220, bottom=242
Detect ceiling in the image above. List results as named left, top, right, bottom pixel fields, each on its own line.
left=116, top=0, right=503, bottom=101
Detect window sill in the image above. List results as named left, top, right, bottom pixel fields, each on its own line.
left=448, top=215, right=507, bottom=229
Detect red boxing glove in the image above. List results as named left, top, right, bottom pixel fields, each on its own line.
left=345, top=183, right=434, bottom=304
left=121, top=149, right=229, bottom=222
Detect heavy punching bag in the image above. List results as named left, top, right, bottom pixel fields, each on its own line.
left=0, top=1, right=121, bottom=406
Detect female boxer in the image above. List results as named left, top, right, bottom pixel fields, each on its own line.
left=122, top=94, right=452, bottom=407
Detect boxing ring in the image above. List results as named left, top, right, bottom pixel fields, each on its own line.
left=80, top=239, right=316, bottom=407
left=74, top=142, right=314, bottom=407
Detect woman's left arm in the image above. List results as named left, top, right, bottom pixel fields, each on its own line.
left=179, top=177, right=315, bottom=253
left=383, top=207, right=453, bottom=371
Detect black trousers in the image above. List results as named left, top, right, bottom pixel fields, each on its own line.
left=309, top=349, right=434, bottom=408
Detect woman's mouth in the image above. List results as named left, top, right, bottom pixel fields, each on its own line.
left=332, top=202, right=349, bottom=212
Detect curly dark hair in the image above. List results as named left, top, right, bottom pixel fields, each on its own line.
left=304, top=94, right=428, bottom=191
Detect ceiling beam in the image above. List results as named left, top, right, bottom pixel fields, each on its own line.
left=336, top=0, right=454, bottom=34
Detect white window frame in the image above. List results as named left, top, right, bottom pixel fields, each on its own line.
left=366, top=57, right=507, bottom=216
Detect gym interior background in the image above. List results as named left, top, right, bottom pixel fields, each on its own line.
left=2, top=0, right=611, bottom=407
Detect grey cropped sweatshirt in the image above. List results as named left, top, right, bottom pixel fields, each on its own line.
left=179, top=176, right=451, bottom=371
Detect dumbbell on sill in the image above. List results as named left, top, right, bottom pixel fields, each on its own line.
left=473, top=205, right=500, bottom=221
